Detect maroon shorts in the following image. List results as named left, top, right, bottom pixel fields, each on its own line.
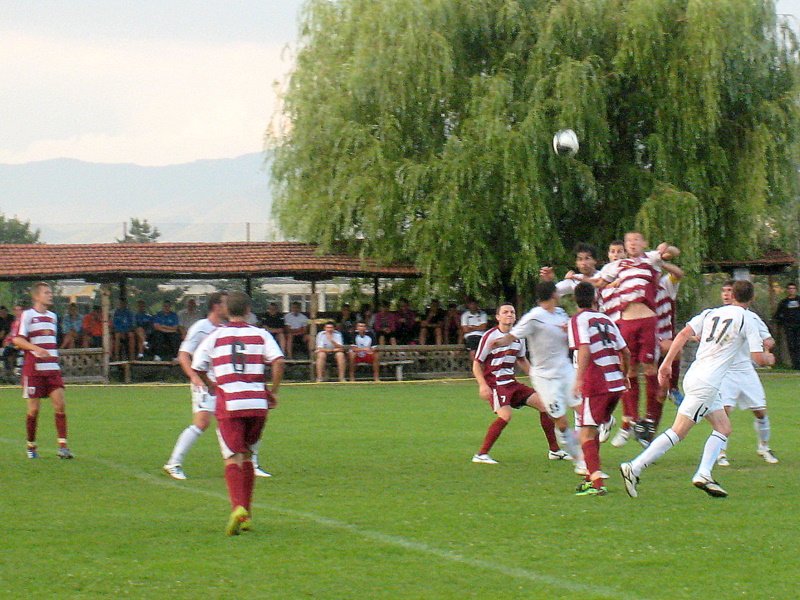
left=489, top=382, right=535, bottom=412
left=353, top=352, right=374, bottom=364
left=216, top=415, right=266, bottom=459
left=23, top=372, right=65, bottom=399
left=577, top=392, right=621, bottom=427
left=617, top=316, right=657, bottom=364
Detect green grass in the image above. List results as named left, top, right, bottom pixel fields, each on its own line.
left=1, top=376, right=798, bottom=599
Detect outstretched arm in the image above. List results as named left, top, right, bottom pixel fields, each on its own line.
left=658, top=325, right=692, bottom=387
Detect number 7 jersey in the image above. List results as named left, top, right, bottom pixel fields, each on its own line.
left=685, top=304, right=764, bottom=389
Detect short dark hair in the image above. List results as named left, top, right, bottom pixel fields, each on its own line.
left=535, top=281, right=557, bottom=303
left=495, top=302, right=515, bottom=314
left=356, top=320, right=367, bottom=326
left=574, top=282, right=595, bottom=309
left=447, top=302, right=457, bottom=309
left=325, top=321, right=336, bottom=327
left=732, top=280, right=754, bottom=303
left=269, top=302, right=279, bottom=307
left=227, top=291, right=251, bottom=317
left=291, top=301, right=301, bottom=307
left=788, top=283, right=798, bottom=289
left=207, top=292, right=226, bottom=312
left=573, top=242, right=597, bottom=260
left=722, top=279, right=735, bottom=288
left=609, top=239, right=624, bottom=247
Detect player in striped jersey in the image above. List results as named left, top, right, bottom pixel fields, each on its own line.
left=13, top=282, right=73, bottom=459
left=192, top=291, right=284, bottom=535
left=471, top=303, right=561, bottom=464
left=569, top=283, right=631, bottom=495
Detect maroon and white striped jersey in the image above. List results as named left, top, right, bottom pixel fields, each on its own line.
left=599, top=283, right=621, bottom=322
left=474, top=327, right=526, bottom=387
left=599, top=250, right=663, bottom=314
left=18, top=309, right=60, bottom=376
left=568, top=309, right=627, bottom=396
left=192, top=322, right=284, bottom=419
left=655, top=274, right=680, bottom=341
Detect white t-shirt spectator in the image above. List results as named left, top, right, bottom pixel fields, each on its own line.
left=461, top=310, right=488, bottom=339
left=316, top=330, right=344, bottom=349
left=285, top=311, right=310, bottom=330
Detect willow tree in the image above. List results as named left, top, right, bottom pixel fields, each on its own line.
left=270, top=0, right=800, bottom=301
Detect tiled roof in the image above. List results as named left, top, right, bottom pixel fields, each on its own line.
left=0, top=242, right=419, bottom=281
left=703, top=250, right=797, bottom=270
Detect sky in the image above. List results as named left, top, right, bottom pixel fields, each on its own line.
left=1, top=0, right=800, bottom=167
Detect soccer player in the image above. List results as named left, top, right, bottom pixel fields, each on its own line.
left=569, top=282, right=631, bottom=495
left=492, top=282, right=585, bottom=473
left=620, top=280, right=774, bottom=499
left=349, top=321, right=380, bottom=382
left=539, top=242, right=600, bottom=298
left=716, top=281, right=778, bottom=466
left=191, top=291, right=284, bottom=535
left=472, top=303, right=561, bottom=464
left=13, top=282, right=73, bottom=459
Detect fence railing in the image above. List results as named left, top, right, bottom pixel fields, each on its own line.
left=60, top=348, right=106, bottom=383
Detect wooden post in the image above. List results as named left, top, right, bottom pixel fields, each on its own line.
left=309, top=280, right=319, bottom=339
left=119, top=277, right=127, bottom=301
left=373, top=277, right=380, bottom=307
left=245, top=277, right=253, bottom=297
left=100, top=283, right=112, bottom=382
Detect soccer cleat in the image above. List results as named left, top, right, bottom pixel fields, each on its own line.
left=575, top=480, right=592, bottom=493
left=253, top=465, right=272, bottom=478
left=610, top=428, right=631, bottom=448
left=576, top=484, right=608, bottom=496
left=225, top=506, right=249, bottom=536
left=757, top=446, right=779, bottom=464
left=670, top=388, right=684, bottom=406
left=471, top=453, right=498, bottom=464
left=574, top=461, right=589, bottom=476
left=598, top=471, right=610, bottom=479
left=163, top=464, right=187, bottom=480
left=57, top=447, right=74, bottom=459
left=26, top=445, right=39, bottom=459
left=240, top=518, right=252, bottom=532
left=716, top=452, right=730, bottom=467
left=633, top=419, right=655, bottom=448
left=619, top=462, right=639, bottom=498
left=598, top=415, right=616, bottom=444
left=548, top=449, right=572, bottom=461
left=692, top=475, right=728, bottom=498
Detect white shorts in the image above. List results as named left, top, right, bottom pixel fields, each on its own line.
left=719, top=368, right=766, bottom=411
left=532, top=371, right=580, bottom=419
left=191, top=385, right=216, bottom=413
left=677, top=377, right=724, bottom=423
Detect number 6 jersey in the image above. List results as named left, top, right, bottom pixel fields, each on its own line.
left=568, top=309, right=628, bottom=396
left=192, top=322, right=284, bottom=419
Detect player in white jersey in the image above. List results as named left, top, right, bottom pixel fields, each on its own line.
left=620, top=281, right=774, bottom=499
left=716, top=281, right=778, bottom=466
left=539, top=242, right=600, bottom=298
left=492, top=282, right=586, bottom=474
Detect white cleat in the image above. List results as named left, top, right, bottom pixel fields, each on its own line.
left=163, top=464, right=187, bottom=480
left=548, top=449, right=573, bottom=461
left=598, top=416, right=616, bottom=444
left=717, top=452, right=730, bottom=467
left=472, top=453, right=499, bottom=464
left=254, top=465, right=272, bottom=478
left=619, top=462, right=639, bottom=498
left=574, top=460, right=588, bottom=476
left=610, top=428, right=631, bottom=448
left=692, top=474, right=728, bottom=498
left=757, top=446, right=779, bottom=464
left=598, top=471, right=610, bottom=479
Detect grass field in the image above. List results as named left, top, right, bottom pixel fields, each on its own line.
left=1, top=376, right=798, bottom=599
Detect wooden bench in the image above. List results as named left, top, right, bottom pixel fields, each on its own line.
left=110, top=359, right=180, bottom=384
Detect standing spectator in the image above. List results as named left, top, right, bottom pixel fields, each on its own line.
left=284, top=301, right=311, bottom=359
left=443, top=302, right=463, bottom=344
left=152, top=301, right=181, bottom=361
left=395, top=298, right=418, bottom=345
left=81, top=305, right=104, bottom=348
left=262, top=302, right=287, bottom=353
left=461, top=298, right=488, bottom=359
left=419, top=299, right=446, bottom=345
left=373, top=301, right=397, bottom=345
left=60, top=303, right=82, bottom=349
left=178, top=298, right=201, bottom=337
left=774, top=282, right=800, bottom=369
left=315, top=322, right=346, bottom=382
left=134, top=299, right=154, bottom=359
left=356, top=303, right=375, bottom=329
left=338, top=303, right=356, bottom=344
left=112, top=299, right=136, bottom=360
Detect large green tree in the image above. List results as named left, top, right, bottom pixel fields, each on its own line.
left=270, top=0, right=800, bottom=301
left=0, top=213, right=40, bottom=306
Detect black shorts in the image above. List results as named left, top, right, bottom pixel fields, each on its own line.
left=465, top=335, right=482, bottom=351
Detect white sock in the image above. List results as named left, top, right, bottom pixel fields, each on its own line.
left=560, top=427, right=583, bottom=461
left=696, top=431, right=728, bottom=479
left=167, top=425, right=203, bottom=466
left=754, top=416, right=770, bottom=446
left=630, top=428, right=680, bottom=475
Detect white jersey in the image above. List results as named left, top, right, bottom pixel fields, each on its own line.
left=316, top=330, right=344, bottom=349
left=684, top=304, right=764, bottom=389
left=554, top=271, right=597, bottom=298
left=179, top=318, right=220, bottom=385
left=729, top=310, right=771, bottom=372
left=461, top=310, right=488, bottom=339
left=510, top=306, right=572, bottom=379
left=353, top=333, right=374, bottom=349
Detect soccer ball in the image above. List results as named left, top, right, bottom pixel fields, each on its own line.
left=552, top=129, right=579, bottom=156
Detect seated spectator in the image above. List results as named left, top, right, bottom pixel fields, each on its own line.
left=373, top=302, right=397, bottom=345
left=82, top=305, right=104, bottom=348
left=3, top=304, right=24, bottom=375
left=112, top=299, right=136, bottom=360
left=419, top=299, right=446, bottom=345
left=349, top=320, right=380, bottom=382
left=60, top=303, right=83, bottom=349
left=134, top=300, right=154, bottom=358
left=178, top=298, right=201, bottom=337
left=461, top=298, right=488, bottom=358
left=315, top=321, right=346, bottom=382
left=395, top=298, right=418, bottom=345
left=0, top=306, right=12, bottom=342
left=338, top=303, right=357, bottom=344
left=443, top=302, right=463, bottom=344
left=262, top=302, right=287, bottom=352
left=356, top=303, right=375, bottom=329
left=284, top=301, right=311, bottom=358
left=151, top=301, right=181, bottom=361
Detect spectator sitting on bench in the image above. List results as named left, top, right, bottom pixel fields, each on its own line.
left=151, top=301, right=181, bottom=361
left=284, top=301, right=311, bottom=359
left=373, top=301, right=397, bottom=345
left=113, top=298, right=136, bottom=360
left=178, top=298, right=200, bottom=337
left=395, top=298, right=418, bottom=345
left=262, top=302, right=287, bottom=353
left=349, top=320, right=380, bottom=382
left=60, top=303, right=82, bottom=349
left=82, top=305, right=103, bottom=348
left=134, top=300, right=154, bottom=359
left=419, top=299, right=445, bottom=345
left=443, top=302, right=463, bottom=344
left=461, top=298, right=488, bottom=359
left=316, top=321, right=346, bottom=383
left=338, top=303, right=357, bottom=344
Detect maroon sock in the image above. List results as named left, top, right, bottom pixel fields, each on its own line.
left=54, top=412, right=68, bottom=446
left=242, top=461, right=255, bottom=512
left=539, top=412, right=559, bottom=452
left=479, top=417, right=508, bottom=455
left=224, top=464, right=244, bottom=509
left=581, top=438, right=600, bottom=479
left=26, top=414, right=38, bottom=445
left=670, top=358, right=681, bottom=390
left=644, top=374, right=662, bottom=425
left=622, top=376, right=639, bottom=423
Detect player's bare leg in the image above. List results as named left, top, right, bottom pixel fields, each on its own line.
left=335, top=351, right=346, bottom=382
left=473, top=405, right=512, bottom=464
left=25, top=397, right=41, bottom=458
